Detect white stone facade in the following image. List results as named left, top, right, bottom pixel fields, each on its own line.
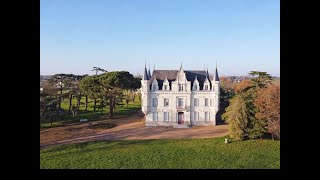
left=141, top=64, right=220, bottom=127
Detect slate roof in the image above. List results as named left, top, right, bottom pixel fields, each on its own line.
left=143, top=66, right=149, bottom=80
left=150, top=70, right=212, bottom=90
left=214, top=68, right=219, bottom=81
left=148, top=69, right=151, bottom=79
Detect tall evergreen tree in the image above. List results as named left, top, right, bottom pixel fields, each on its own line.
left=222, top=95, right=249, bottom=140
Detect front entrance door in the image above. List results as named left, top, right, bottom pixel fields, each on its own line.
left=178, top=112, right=184, bottom=124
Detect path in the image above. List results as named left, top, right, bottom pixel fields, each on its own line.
left=40, top=111, right=229, bottom=149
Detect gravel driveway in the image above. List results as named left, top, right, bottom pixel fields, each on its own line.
left=40, top=111, right=229, bottom=149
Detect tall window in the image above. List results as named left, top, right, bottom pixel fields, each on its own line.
left=205, top=112, right=209, bottom=121
left=194, top=111, right=199, bottom=121
left=194, top=98, right=199, bottom=106
left=195, top=85, right=198, bottom=90
left=163, top=85, right=168, bottom=90
left=153, top=112, right=158, bottom=121
left=178, top=98, right=184, bottom=106
left=204, top=85, right=209, bottom=90
left=179, top=84, right=184, bottom=91
left=153, top=98, right=158, bottom=107
left=164, top=98, right=169, bottom=106
left=164, top=112, right=169, bottom=121
left=205, top=98, right=209, bottom=106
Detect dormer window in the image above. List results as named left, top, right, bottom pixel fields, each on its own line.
left=193, top=76, right=199, bottom=91
left=163, top=85, right=168, bottom=90
left=153, top=85, right=157, bottom=90
left=204, top=85, right=209, bottom=90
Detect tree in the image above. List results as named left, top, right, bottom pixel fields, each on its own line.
left=80, top=75, right=103, bottom=112
left=255, top=83, right=280, bottom=140
left=40, top=92, right=59, bottom=127
left=130, top=77, right=141, bottom=102
left=222, top=95, right=249, bottom=140
left=220, top=76, right=236, bottom=92
left=65, top=75, right=86, bottom=116
left=100, top=71, right=135, bottom=118
left=234, top=79, right=252, bottom=94
left=248, top=71, right=272, bottom=89
left=123, top=90, right=131, bottom=108
left=91, top=67, right=107, bottom=75
left=217, top=76, right=236, bottom=124
left=245, top=89, right=266, bottom=139
left=49, top=74, right=75, bottom=110
left=222, top=71, right=275, bottom=140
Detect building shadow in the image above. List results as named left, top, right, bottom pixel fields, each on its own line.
left=216, top=103, right=227, bottom=125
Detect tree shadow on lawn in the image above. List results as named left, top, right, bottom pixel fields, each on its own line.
left=42, top=139, right=175, bottom=157
left=41, top=108, right=139, bottom=129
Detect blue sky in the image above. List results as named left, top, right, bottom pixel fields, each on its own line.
left=40, top=0, right=280, bottom=76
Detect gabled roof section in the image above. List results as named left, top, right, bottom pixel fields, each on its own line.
left=152, top=75, right=158, bottom=84
left=150, top=70, right=211, bottom=90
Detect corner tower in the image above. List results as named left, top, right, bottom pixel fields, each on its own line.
left=213, top=63, right=220, bottom=112
left=141, top=62, right=150, bottom=114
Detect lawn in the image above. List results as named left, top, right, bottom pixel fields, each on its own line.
left=40, top=137, right=280, bottom=169
left=41, top=97, right=141, bottom=128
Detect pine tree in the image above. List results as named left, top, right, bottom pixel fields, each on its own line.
left=222, top=95, right=249, bottom=140
left=244, top=89, right=267, bottom=139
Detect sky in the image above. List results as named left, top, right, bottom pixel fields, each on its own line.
left=40, top=0, right=280, bottom=77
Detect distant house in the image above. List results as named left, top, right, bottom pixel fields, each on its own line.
left=56, top=81, right=64, bottom=88
left=141, top=63, right=220, bottom=128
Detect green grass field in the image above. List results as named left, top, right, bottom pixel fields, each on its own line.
left=40, top=137, right=280, bottom=169
left=41, top=97, right=141, bottom=128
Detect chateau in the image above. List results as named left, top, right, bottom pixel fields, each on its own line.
left=141, top=63, right=220, bottom=128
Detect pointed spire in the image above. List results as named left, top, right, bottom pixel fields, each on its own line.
left=179, top=62, right=183, bottom=72
left=148, top=62, right=151, bottom=79
left=143, top=61, right=149, bottom=80
left=215, top=61, right=219, bottom=81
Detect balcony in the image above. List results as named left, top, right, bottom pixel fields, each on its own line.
left=176, top=105, right=187, bottom=110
